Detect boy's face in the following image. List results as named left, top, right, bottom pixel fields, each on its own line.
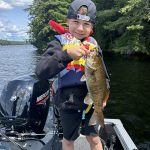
left=67, top=19, right=93, bottom=40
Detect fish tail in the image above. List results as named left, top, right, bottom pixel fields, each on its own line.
left=89, top=109, right=104, bottom=128
left=97, top=111, right=105, bottom=128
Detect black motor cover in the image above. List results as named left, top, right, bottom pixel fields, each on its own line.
left=0, top=74, right=50, bottom=133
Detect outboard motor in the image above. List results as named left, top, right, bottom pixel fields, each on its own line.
left=0, top=74, right=50, bottom=134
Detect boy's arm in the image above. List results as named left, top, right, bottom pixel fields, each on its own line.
left=35, top=40, right=72, bottom=79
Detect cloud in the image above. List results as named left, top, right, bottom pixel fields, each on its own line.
left=0, top=0, right=33, bottom=10
left=0, top=20, right=6, bottom=32
left=0, top=0, right=13, bottom=10
left=0, top=0, right=33, bottom=40
left=6, top=25, right=20, bottom=33
left=0, top=20, right=29, bottom=40
left=0, top=21, right=4, bottom=28
left=8, top=0, right=33, bottom=7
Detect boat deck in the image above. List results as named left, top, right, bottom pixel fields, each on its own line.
left=41, top=119, right=137, bottom=150
left=41, top=134, right=91, bottom=150
left=0, top=115, right=138, bottom=150
left=74, top=135, right=90, bottom=150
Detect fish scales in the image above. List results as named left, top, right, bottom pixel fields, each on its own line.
left=84, top=49, right=109, bottom=127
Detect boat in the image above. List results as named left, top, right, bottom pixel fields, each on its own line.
left=0, top=75, right=138, bottom=150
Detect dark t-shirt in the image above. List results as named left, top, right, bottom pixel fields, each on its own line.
left=35, top=39, right=109, bottom=110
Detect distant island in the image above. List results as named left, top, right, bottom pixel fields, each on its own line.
left=0, top=39, right=30, bottom=45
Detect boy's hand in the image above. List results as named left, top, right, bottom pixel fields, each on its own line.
left=67, top=45, right=90, bottom=60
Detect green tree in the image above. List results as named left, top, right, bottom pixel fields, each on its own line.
left=94, top=0, right=121, bottom=51
left=95, top=0, right=150, bottom=54
left=28, top=0, right=150, bottom=54
left=27, top=0, right=71, bottom=50
left=0, top=39, right=9, bottom=45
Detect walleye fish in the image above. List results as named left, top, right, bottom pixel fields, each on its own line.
left=81, top=48, right=109, bottom=127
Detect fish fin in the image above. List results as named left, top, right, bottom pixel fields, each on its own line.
left=89, top=109, right=104, bottom=128
left=102, top=90, right=110, bottom=108
left=84, top=93, right=93, bottom=105
left=80, top=75, right=86, bottom=82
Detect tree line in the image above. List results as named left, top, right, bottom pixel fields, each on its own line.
left=0, top=39, right=29, bottom=45
left=27, top=0, right=150, bottom=55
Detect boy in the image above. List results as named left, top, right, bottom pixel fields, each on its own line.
left=35, top=0, right=109, bottom=149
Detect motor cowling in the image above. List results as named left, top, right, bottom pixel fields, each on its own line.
left=0, top=74, right=50, bottom=133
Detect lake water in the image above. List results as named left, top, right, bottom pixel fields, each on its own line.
left=0, top=45, right=38, bottom=92
left=0, top=45, right=149, bottom=149
left=104, top=54, right=150, bottom=149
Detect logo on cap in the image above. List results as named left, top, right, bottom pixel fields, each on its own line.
left=78, top=6, right=88, bottom=15
left=77, top=6, right=90, bottom=21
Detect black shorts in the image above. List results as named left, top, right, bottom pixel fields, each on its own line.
left=59, top=107, right=99, bottom=141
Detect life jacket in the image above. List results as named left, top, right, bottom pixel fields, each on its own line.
left=55, top=32, right=99, bottom=89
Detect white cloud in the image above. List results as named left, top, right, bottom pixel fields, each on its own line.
left=6, top=32, right=12, bottom=37
left=6, top=25, right=19, bottom=33
left=0, top=21, right=4, bottom=28
left=0, top=0, right=13, bottom=10
left=0, top=20, right=29, bottom=40
left=0, top=0, right=33, bottom=10
left=0, top=0, right=32, bottom=40
left=8, top=0, right=33, bottom=7
left=0, top=21, right=6, bottom=33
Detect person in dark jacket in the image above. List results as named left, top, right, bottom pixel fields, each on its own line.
left=35, top=0, right=109, bottom=149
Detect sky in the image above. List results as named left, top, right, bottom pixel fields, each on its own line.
left=0, top=0, right=33, bottom=41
